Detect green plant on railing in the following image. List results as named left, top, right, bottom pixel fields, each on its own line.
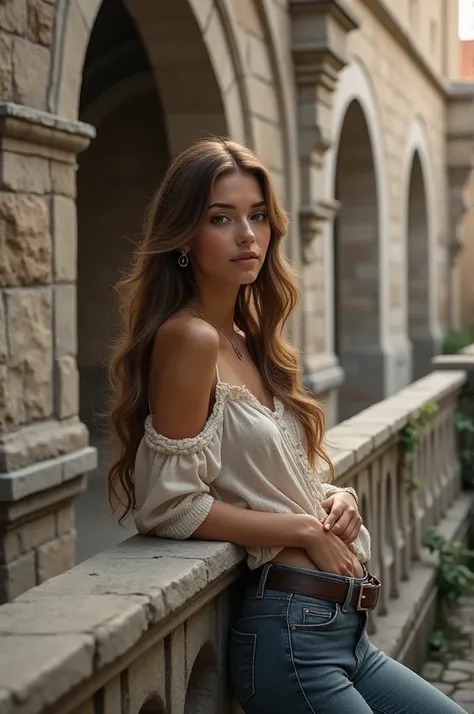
left=442, top=325, right=474, bottom=354
left=400, top=401, right=439, bottom=489
left=424, top=526, right=474, bottom=606
left=428, top=629, right=449, bottom=655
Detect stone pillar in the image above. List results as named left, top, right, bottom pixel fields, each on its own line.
left=290, top=0, right=358, bottom=425
left=0, top=102, right=97, bottom=602
left=446, top=83, right=474, bottom=329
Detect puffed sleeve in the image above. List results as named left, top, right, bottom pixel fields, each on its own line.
left=321, top=482, right=359, bottom=505
left=134, top=415, right=222, bottom=540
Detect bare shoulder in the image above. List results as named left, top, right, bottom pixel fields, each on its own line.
left=150, top=314, right=219, bottom=438
left=156, top=313, right=219, bottom=358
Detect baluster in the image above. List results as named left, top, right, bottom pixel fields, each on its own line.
left=398, top=446, right=412, bottom=579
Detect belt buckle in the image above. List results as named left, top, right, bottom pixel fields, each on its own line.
left=356, top=581, right=379, bottom=611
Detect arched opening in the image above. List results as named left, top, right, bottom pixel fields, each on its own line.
left=334, top=100, right=381, bottom=421
left=406, top=152, right=431, bottom=380
left=74, top=0, right=228, bottom=560
left=185, top=643, right=219, bottom=714
left=139, top=696, right=165, bottom=714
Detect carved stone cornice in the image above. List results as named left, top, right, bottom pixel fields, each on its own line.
left=290, top=0, right=359, bottom=88
left=0, top=102, right=95, bottom=156
left=300, top=198, right=340, bottom=263
left=291, top=1, right=358, bottom=264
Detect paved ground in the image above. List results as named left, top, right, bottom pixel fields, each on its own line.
left=422, top=595, right=474, bottom=712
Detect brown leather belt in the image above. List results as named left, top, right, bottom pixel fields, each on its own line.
left=247, top=567, right=381, bottom=612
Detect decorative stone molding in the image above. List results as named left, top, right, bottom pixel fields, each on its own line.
left=446, top=83, right=474, bottom=265
left=299, top=198, right=340, bottom=263
left=290, top=0, right=359, bottom=263
left=0, top=447, right=96, bottom=603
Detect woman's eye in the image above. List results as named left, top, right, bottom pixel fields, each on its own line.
left=252, top=212, right=268, bottom=222
left=211, top=214, right=229, bottom=224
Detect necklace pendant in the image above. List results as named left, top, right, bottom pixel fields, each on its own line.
left=235, top=346, right=243, bottom=361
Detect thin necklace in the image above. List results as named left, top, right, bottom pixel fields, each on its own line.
left=186, top=305, right=243, bottom=361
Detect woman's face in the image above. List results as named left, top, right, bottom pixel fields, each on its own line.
left=188, top=170, right=272, bottom=287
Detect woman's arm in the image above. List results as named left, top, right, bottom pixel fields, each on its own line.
left=193, top=500, right=322, bottom=549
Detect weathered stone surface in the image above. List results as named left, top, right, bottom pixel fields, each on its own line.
left=0, top=33, right=13, bottom=100
left=5, top=287, right=53, bottom=420
left=53, top=195, right=77, bottom=281
left=0, top=529, right=20, bottom=564
left=27, top=0, right=53, bottom=45
left=453, top=689, right=474, bottom=704
left=50, top=160, right=76, bottom=198
left=91, top=535, right=245, bottom=582
left=0, top=418, right=89, bottom=472
left=0, top=296, right=6, bottom=363
left=0, top=0, right=27, bottom=33
left=19, top=513, right=55, bottom=551
left=17, top=552, right=211, bottom=621
left=56, top=503, right=74, bottom=536
left=54, top=284, right=76, bottom=357
left=1, top=152, right=50, bottom=194
left=442, top=669, right=471, bottom=684
left=0, top=633, right=94, bottom=712
left=449, top=660, right=474, bottom=675
left=0, top=362, right=25, bottom=428
left=422, top=661, right=444, bottom=681
left=0, top=593, right=149, bottom=667
left=36, top=530, right=76, bottom=582
left=12, top=36, right=49, bottom=109
left=55, top=355, right=79, bottom=418
left=0, top=194, right=51, bottom=286
left=0, top=551, right=35, bottom=603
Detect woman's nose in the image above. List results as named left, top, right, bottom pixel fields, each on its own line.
left=237, top=219, right=256, bottom=244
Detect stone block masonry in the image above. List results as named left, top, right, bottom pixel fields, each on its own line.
left=0, top=447, right=96, bottom=603
left=0, top=103, right=97, bottom=601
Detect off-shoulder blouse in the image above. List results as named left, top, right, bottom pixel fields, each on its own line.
left=134, top=379, right=371, bottom=569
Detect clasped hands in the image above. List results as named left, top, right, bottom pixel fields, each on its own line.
left=305, top=491, right=364, bottom=578
left=319, top=491, right=362, bottom=545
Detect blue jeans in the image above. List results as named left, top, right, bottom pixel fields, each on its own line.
left=228, top=563, right=467, bottom=714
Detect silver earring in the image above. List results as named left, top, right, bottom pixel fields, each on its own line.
left=178, top=250, right=189, bottom=268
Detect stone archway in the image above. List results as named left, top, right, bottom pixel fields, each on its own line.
left=406, top=152, right=431, bottom=379
left=333, top=99, right=381, bottom=420
left=402, top=120, right=440, bottom=380
left=69, top=0, right=237, bottom=560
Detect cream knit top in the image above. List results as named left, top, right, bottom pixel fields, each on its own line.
left=134, top=378, right=371, bottom=570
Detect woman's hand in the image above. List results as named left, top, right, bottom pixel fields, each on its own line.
left=319, top=492, right=362, bottom=544
left=304, top=524, right=364, bottom=578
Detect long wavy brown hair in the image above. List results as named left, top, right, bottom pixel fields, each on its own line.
left=107, top=137, right=333, bottom=521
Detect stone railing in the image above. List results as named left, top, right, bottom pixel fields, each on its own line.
left=0, top=369, right=473, bottom=714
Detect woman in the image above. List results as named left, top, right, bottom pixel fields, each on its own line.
left=107, top=138, right=466, bottom=714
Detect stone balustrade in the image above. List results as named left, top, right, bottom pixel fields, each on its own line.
left=0, top=368, right=473, bottom=714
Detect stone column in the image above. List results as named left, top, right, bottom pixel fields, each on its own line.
left=0, top=103, right=97, bottom=602
left=446, top=83, right=474, bottom=329
left=290, top=0, right=358, bottom=425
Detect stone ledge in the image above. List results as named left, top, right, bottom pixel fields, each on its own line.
left=0, top=447, right=97, bottom=502
left=0, top=493, right=470, bottom=714
left=0, top=102, right=95, bottom=139
left=0, top=539, right=244, bottom=714
left=0, top=102, right=95, bottom=155
left=320, top=370, right=467, bottom=478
